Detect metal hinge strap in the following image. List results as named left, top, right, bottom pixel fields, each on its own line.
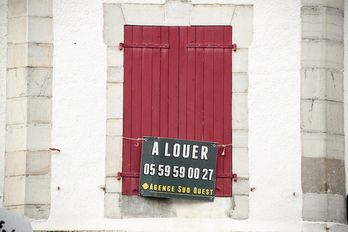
left=216, top=173, right=238, bottom=181
left=187, top=43, right=237, bottom=51
left=117, top=172, right=140, bottom=180
left=119, top=43, right=170, bottom=50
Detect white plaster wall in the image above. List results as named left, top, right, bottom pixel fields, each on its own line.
left=0, top=0, right=7, bottom=208
left=345, top=0, right=348, bottom=197
left=31, top=0, right=302, bottom=231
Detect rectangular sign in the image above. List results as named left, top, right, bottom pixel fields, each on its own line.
left=139, top=137, right=218, bottom=201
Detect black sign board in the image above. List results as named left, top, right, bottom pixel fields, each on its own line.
left=139, top=137, right=218, bottom=201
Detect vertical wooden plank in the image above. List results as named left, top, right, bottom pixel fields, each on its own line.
left=168, top=27, right=179, bottom=138
left=160, top=27, right=169, bottom=137
left=186, top=27, right=196, bottom=140
left=223, top=26, right=233, bottom=196
left=203, top=27, right=214, bottom=143
left=195, top=27, right=204, bottom=141
left=178, top=27, right=188, bottom=139
left=130, top=26, right=143, bottom=195
left=142, top=27, right=153, bottom=137
left=122, top=26, right=133, bottom=195
left=152, top=27, right=161, bottom=137
left=213, top=26, right=225, bottom=196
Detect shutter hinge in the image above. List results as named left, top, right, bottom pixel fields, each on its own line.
left=216, top=173, right=238, bottom=181
left=117, top=171, right=140, bottom=180
left=119, top=42, right=170, bottom=50
left=186, top=43, right=237, bottom=51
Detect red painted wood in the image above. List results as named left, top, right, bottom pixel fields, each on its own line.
left=179, top=27, right=188, bottom=139
left=168, top=27, right=179, bottom=139
left=152, top=27, right=161, bottom=137
left=223, top=26, right=233, bottom=196
left=186, top=27, right=196, bottom=140
left=129, top=26, right=143, bottom=195
left=203, top=27, right=215, bottom=143
left=142, top=27, right=153, bottom=137
left=122, top=26, right=232, bottom=196
left=122, top=26, right=133, bottom=195
left=195, top=27, right=204, bottom=141
left=213, top=26, right=225, bottom=196
left=160, top=27, right=169, bottom=137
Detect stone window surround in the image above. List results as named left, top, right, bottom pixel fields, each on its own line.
left=103, top=2, right=252, bottom=219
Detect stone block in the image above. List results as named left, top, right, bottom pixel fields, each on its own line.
left=120, top=195, right=175, bottom=218
left=303, top=193, right=328, bottom=221
left=6, top=124, right=27, bottom=152
left=301, top=132, right=344, bottom=160
left=27, top=43, right=53, bottom=67
left=232, top=73, right=248, bottom=93
left=103, top=4, right=124, bottom=47
left=7, top=16, right=27, bottom=43
left=231, top=195, right=249, bottom=219
left=302, top=0, right=344, bottom=9
left=5, top=151, right=26, bottom=176
left=302, top=7, right=343, bottom=41
left=232, top=148, right=248, bottom=178
left=165, top=1, right=191, bottom=26
left=232, top=178, right=249, bottom=195
left=28, top=97, right=52, bottom=123
left=27, top=68, right=52, bottom=96
left=302, top=157, right=327, bottom=194
left=104, top=193, right=121, bottom=219
left=232, top=130, right=248, bottom=148
left=28, top=0, right=52, bottom=17
left=28, top=17, right=53, bottom=43
left=107, top=46, right=123, bottom=67
left=302, top=222, right=327, bottom=232
left=302, top=157, right=345, bottom=195
left=6, top=97, right=27, bottom=124
left=26, top=175, right=50, bottom=205
left=105, top=135, right=122, bottom=177
left=105, top=177, right=121, bottom=193
left=7, top=68, right=27, bottom=98
left=24, top=204, right=50, bottom=219
left=190, top=4, right=235, bottom=25
left=106, top=119, right=123, bottom=136
left=8, top=0, right=27, bottom=18
left=107, top=67, right=123, bottom=83
left=107, top=83, right=123, bottom=119
left=174, top=197, right=231, bottom=218
left=7, top=68, right=52, bottom=98
left=328, top=194, right=346, bottom=223
left=122, top=4, right=165, bottom=26
left=7, top=43, right=26, bottom=69
left=301, top=68, right=343, bottom=102
left=231, top=5, right=253, bottom=48
left=329, top=224, right=348, bottom=232
left=301, top=100, right=343, bottom=134
left=4, top=176, right=26, bottom=206
left=302, top=40, right=343, bottom=70
left=27, top=123, right=51, bottom=151
left=232, top=48, right=248, bottom=73
left=326, top=159, right=345, bottom=195
left=26, top=151, right=51, bottom=175
left=232, top=93, right=248, bottom=130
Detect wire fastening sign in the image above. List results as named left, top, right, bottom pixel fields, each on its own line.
left=139, top=137, right=218, bottom=201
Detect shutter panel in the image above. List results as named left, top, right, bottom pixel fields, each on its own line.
left=122, top=26, right=232, bottom=196
left=179, top=26, right=232, bottom=196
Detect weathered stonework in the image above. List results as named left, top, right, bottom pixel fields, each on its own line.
left=301, top=0, right=346, bottom=227
left=103, top=1, right=252, bottom=220
left=4, top=0, right=53, bottom=219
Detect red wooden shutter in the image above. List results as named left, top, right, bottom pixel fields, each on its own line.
left=122, top=26, right=232, bottom=196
